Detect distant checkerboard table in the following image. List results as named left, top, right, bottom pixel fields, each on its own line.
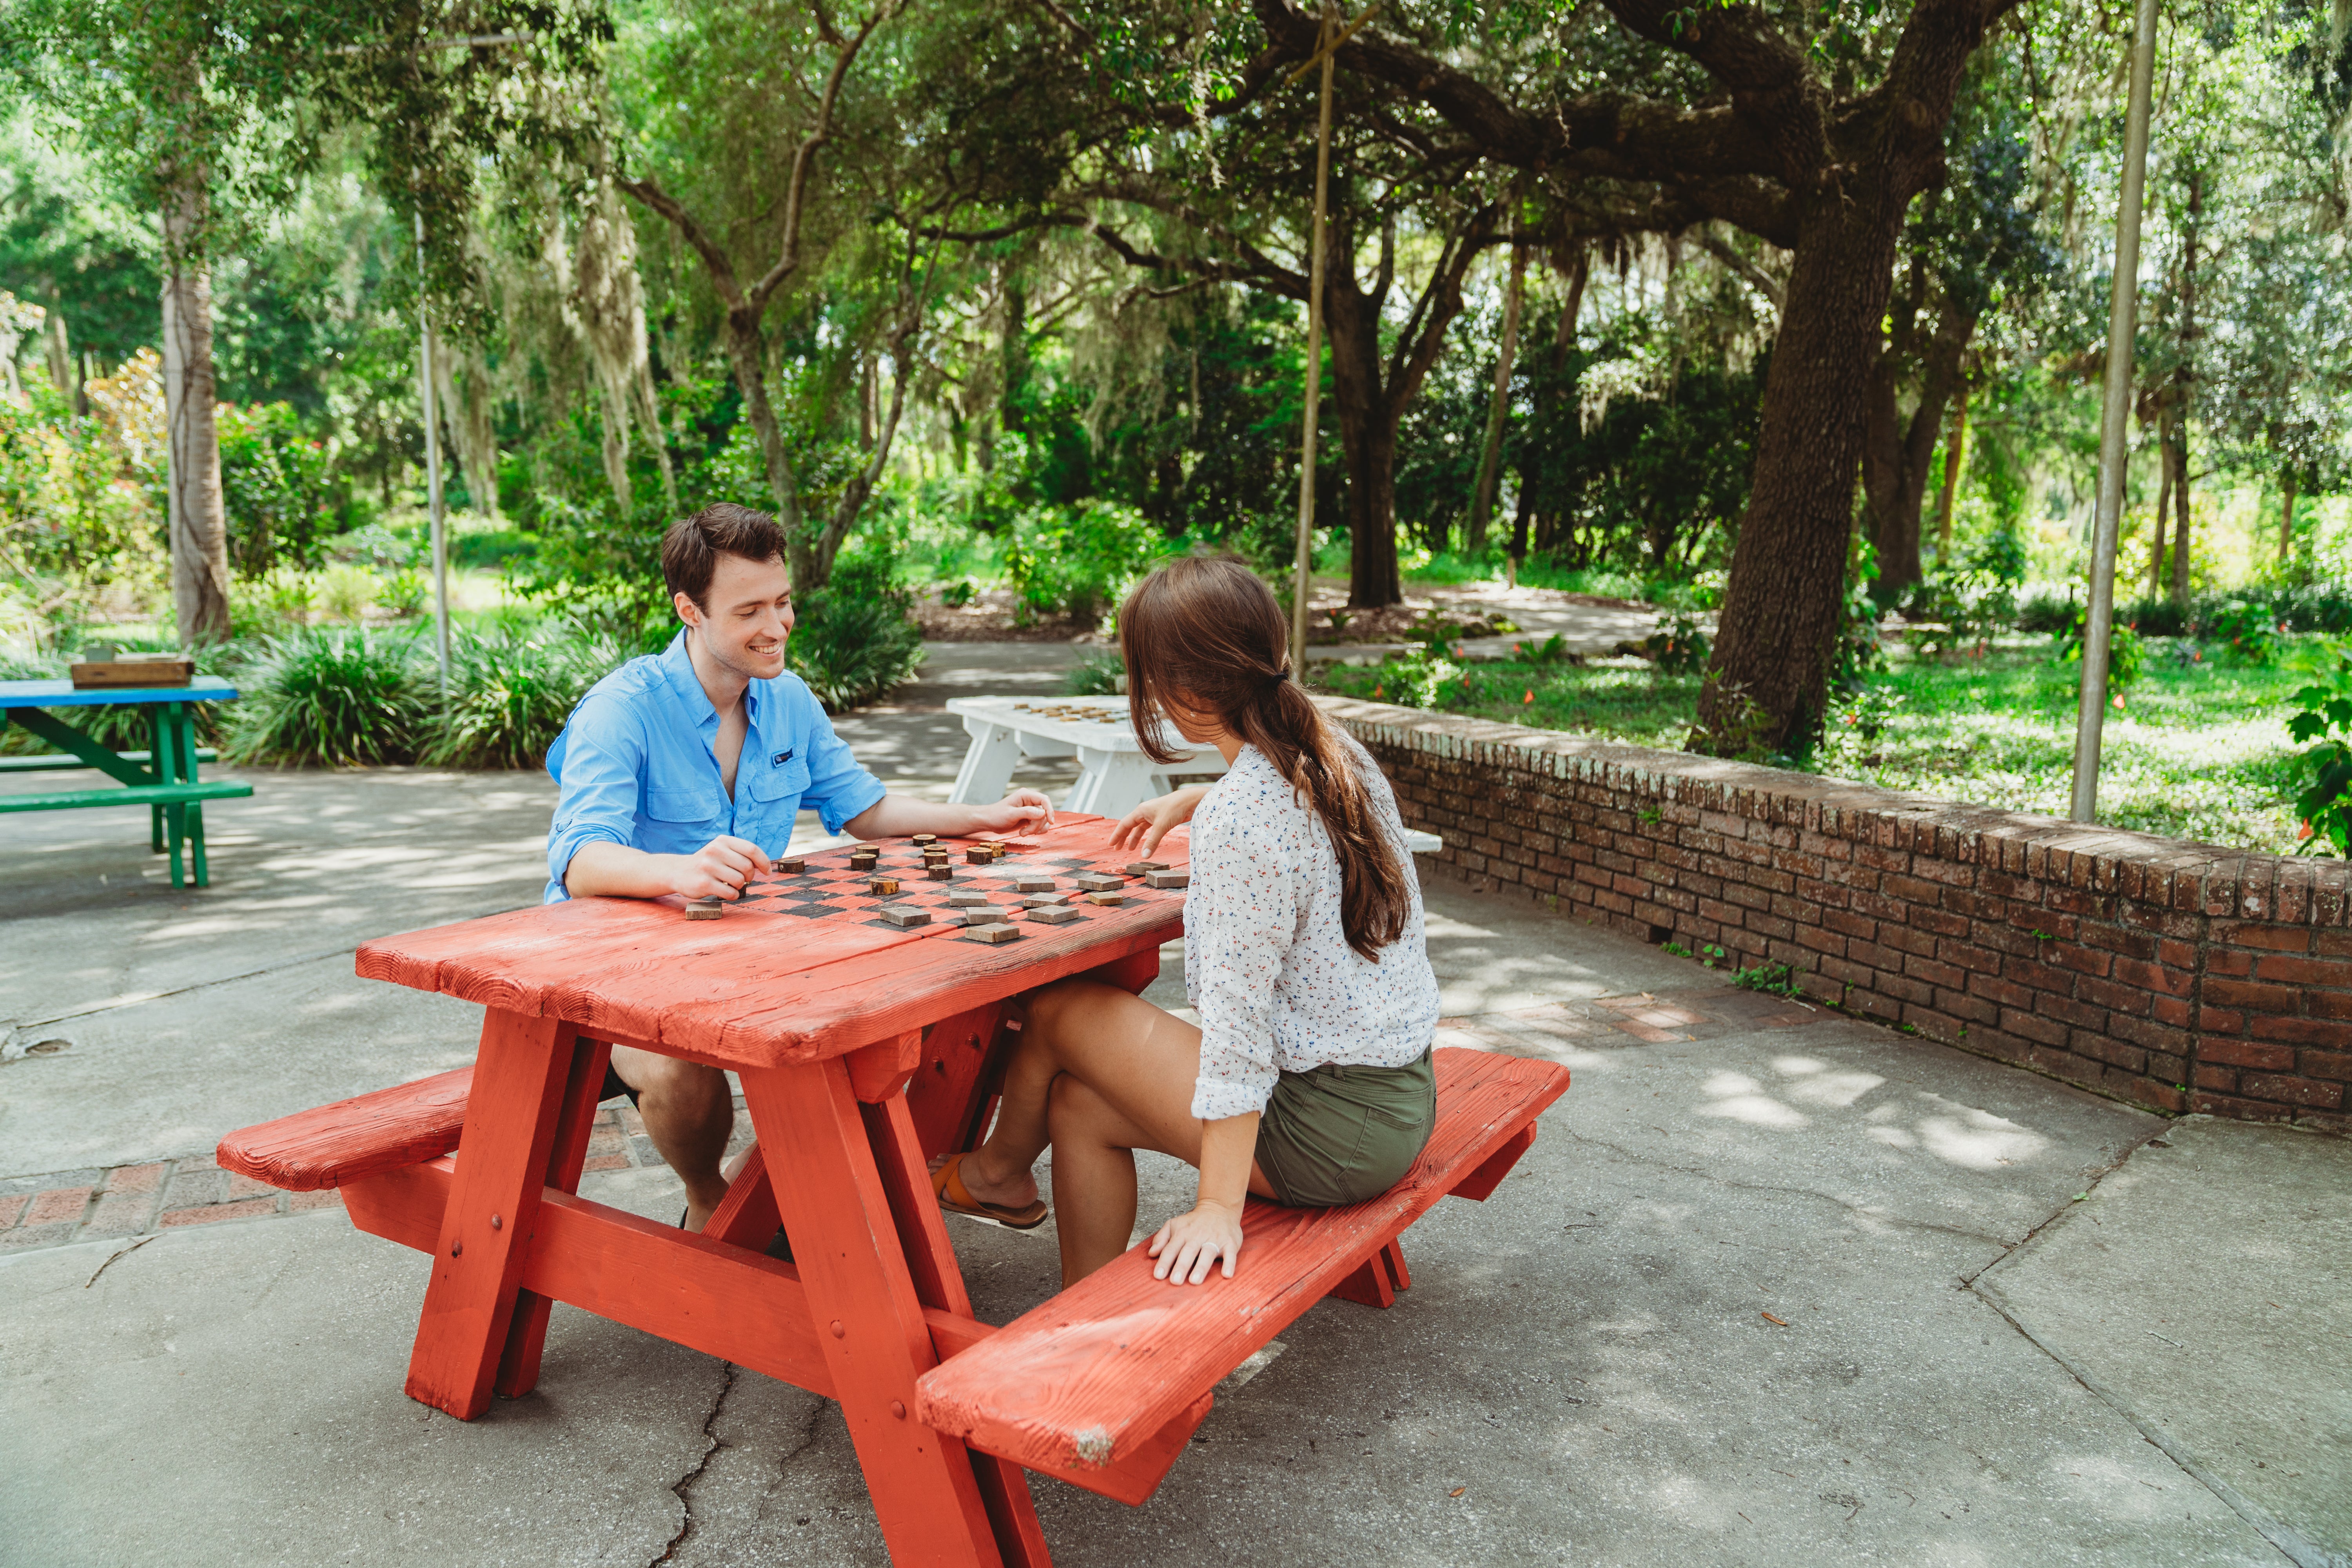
left=944, top=696, right=1230, bottom=819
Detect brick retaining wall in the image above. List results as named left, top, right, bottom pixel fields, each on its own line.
left=1319, top=696, right=2352, bottom=1129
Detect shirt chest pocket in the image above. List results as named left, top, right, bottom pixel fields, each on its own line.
left=736, top=754, right=810, bottom=837
left=643, top=777, right=725, bottom=826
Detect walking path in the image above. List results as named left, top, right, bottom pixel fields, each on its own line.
left=0, top=642, right=2342, bottom=1567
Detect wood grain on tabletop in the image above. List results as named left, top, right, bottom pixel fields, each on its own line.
left=915, top=1048, right=1571, bottom=1477
left=354, top=818, right=1189, bottom=1070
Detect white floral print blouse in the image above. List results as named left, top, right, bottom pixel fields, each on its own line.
left=1183, top=739, right=1442, bottom=1121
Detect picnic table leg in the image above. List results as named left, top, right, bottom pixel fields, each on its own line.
left=156, top=706, right=187, bottom=890
left=403, top=1009, right=579, bottom=1420
left=742, top=1057, right=1013, bottom=1568
left=146, top=708, right=165, bottom=852
left=864, top=1093, right=1051, bottom=1568
left=166, top=702, right=212, bottom=888
left=949, top=718, right=1023, bottom=806
left=493, top=1035, right=614, bottom=1399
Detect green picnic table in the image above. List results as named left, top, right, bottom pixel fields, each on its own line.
left=0, top=676, right=250, bottom=887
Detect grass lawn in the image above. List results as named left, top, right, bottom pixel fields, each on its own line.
left=1314, top=637, right=2328, bottom=856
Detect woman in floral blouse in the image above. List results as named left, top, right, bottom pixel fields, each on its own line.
left=934, top=557, right=1441, bottom=1289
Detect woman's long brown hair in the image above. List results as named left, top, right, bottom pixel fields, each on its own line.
left=1120, top=556, right=1411, bottom=962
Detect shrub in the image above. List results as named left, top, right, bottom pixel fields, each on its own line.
left=2195, top=597, right=2286, bottom=665
left=1004, top=501, right=1163, bottom=626
left=2288, top=659, right=2352, bottom=856
left=1064, top=651, right=1124, bottom=696
left=2120, top=595, right=2187, bottom=638
left=425, top=622, right=621, bottom=769
left=791, top=554, right=926, bottom=711
left=2015, top=586, right=2077, bottom=635
left=316, top=564, right=377, bottom=624
left=223, top=628, right=430, bottom=766
left=1642, top=612, right=1713, bottom=675
left=2053, top=608, right=2144, bottom=690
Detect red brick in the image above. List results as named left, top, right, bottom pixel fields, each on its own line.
left=2193, top=1064, right=2238, bottom=1091
left=2200, top=1037, right=2294, bottom=1071
left=82, top=1193, right=154, bottom=1238
left=0, top=1196, right=26, bottom=1229
left=160, top=1197, right=277, bottom=1227
left=2215, top=922, right=2312, bottom=951
left=105, top=1163, right=168, bottom=1195
left=2249, top=1015, right=2352, bottom=1049
left=289, top=1189, right=346, bottom=1211
left=2204, top=978, right=2303, bottom=1013
left=2190, top=1090, right=2294, bottom=1121
left=2000, top=1007, right=2068, bottom=1048
left=2254, top=955, right=2352, bottom=987
left=25, top=1187, right=90, bottom=1226
left=2239, top=1073, right=2346, bottom=1111
left=2298, top=1049, right=2352, bottom=1082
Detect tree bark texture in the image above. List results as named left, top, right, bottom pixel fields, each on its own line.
left=1860, top=296, right=1975, bottom=596
left=2280, top=475, right=2297, bottom=562
left=2169, top=170, right=2200, bottom=608
left=161, top=183, right=230, bottom=646
left=2145, top=407, right=2175, bottom=599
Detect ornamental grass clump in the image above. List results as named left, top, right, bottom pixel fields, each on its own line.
left=223, top=628, right=430, bottom=767
left=425, top=622, right=623, bottom=770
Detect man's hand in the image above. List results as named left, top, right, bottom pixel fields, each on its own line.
left=1149, top=1198, right=1246, bottom=1284
left=673, top=835, right=771, bottom=900
left=1110, top=785, right=1210, bottom=858
left=966, top=788, right=1055, bottom=834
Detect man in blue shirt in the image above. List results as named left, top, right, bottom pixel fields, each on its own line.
left=545, top=503, right=1053, bottom=1229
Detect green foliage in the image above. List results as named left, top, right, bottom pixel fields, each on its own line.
left=788, top=553, right=925, bottom=712
left=1732, top=962, right=1802, bottom=997
left=1003, top=500, right=1165, bottom=626
left=221, top=628, right=430, bottom=768
left=1642, top=613, right=1712, bottom=676
left=2055, top=609, right=2145, bottom=690
left=2198, top=598, right=2287, bottom=665
left=1064, top=652, right=1124, bottom=697
left=2287, top=660, right=2352, bottom=856
left=216, top=401, right=332, bottom=577
left=424, top=622, right=621, bottom=770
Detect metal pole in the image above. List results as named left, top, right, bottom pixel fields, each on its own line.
left=2069, top=0, right=2159, bottom=823
left=1288, top=5, right=1338, bottom=681
left=416, top=212, right=451, bottom=694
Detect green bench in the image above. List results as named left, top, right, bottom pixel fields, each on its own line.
left=0, top=676, right=250, bottom=888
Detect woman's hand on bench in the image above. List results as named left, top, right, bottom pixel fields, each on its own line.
left=1149, top=1197, right=1246, bottom=1285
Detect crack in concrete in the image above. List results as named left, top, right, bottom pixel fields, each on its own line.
left=650, top=1361, right=738, bottom=1567
left=1556, top=1125, right=2022, bottom=1251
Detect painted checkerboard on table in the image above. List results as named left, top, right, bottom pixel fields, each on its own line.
left=714, top=836, right=1189, bottom=940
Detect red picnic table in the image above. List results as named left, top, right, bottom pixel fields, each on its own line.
left=220, top=816, right=1568, bottom=1566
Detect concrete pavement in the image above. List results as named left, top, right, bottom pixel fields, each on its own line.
left=0, top=641, right=2342, bottom=1567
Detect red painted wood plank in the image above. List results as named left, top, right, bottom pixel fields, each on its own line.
left=970, top=1391, right=1217, bottom=1508
left=403, top=1010, right=577, bottom=1420
left=744, top=1058, right=1007, bottom=1567
left=496, top=1036, right=612, bottom=1399
left=904, top=1001, right=1012, bottom=1159
left=915, top=1049, right=1568, bottom=1480
left=1449, top=1122, right=1537, bottom=1201
left=1325, top=1252, right=1396, bottom=1308
left=703, top=1143, right=783, bottom=1253
left=216, top=1067, right=474, bottom=1191
left=343, top=1157, right=838, bottom=1397
left=1382, top=1237, right=1412, bottom=1293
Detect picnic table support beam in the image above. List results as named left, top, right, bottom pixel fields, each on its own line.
left=494, top=1035, right=614, bottom=1400
left=743, top=1056, right=1011, bottom=1568
left=404, top=1009, right=579, bottom=1420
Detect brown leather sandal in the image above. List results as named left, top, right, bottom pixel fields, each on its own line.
left=930, top=1151, right=1049, bottom=1230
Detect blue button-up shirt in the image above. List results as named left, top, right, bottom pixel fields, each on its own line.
left=543, top=630, right=887, bottom=902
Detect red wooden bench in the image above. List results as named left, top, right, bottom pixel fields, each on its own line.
left=220, top=1043, right=1567, bottom=1513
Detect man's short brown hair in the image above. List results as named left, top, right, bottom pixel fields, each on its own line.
left=662, top=504, right=789, bottom=610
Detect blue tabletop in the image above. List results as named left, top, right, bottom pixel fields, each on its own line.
left=0, top=675, right=240, bottom=707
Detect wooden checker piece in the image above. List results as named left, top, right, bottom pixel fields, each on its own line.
left=1025, top=906, right=1081, bottom=926
left=965, top=847, right=995, bottom=865
left=912, top=833, right=937, bottom=846
left=1020, top=893, right=1070, bottom=909
left=925, top=865, right=954, bottom=881
left=1014, top=874, right=1055, bottom=893
left=1123, top=861, right=1167, bottom=876
left=684, top=898, right=723, bottom=921
left=951, top=904, right=1009, bottom=925
left=774, top=857, right=806, bottom=874
left=868, top=876, right=901, bottom=897
left=874, top=904, right=931, bottom=928
left=945, top=890, right=993, bottom=907
left=1083, top=891, right=1125, bottom=907
left=1143, top=870, right=1190, bottom=890
left=1073, top=873, right=1123, bottom=893
left=850, top=850, right=879, bottom=870
left=960, top=922, right=1022, bottom=944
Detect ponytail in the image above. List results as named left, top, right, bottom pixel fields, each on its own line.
left=1119, top=557, right=1412, bottom=962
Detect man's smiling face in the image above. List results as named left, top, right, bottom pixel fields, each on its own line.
left=680, top=550, right=795, bottom=681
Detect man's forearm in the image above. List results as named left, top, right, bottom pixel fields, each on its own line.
left=844, top=796, right=1025, bottom=840
left=564, top=841, right=687, bottom=900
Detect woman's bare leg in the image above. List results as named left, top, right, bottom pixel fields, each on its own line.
left=958, top=978, right=1274, bottom=1285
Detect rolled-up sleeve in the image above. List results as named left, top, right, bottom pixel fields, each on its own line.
left=796, top=696, right=887, bottom=834
left=545, top=694, right=645, bottom=899
left=1185, top=811, right=1300, bottom=1120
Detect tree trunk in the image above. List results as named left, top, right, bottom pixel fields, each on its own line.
left=1521, top=252, right=1586, bottom=564
left=2280, top=473, right=2298, bottom=562
left=1694, top=192, right=1901, bottom=753
left=2170, top=169, right=2200, bottom=610
left=432, top=339, right=502, bottom=523
left=2145, top=406, right=2175, bottom=599
left=1861, top=301, right=1973, bottom=597
left=1467, top=241, right=1526, bottom=556
left=1934, top=383, right=1967, bottom=560
left=160, top=183, right=230, bottom=646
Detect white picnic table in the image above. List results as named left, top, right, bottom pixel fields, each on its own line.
left=942, top=695, right=1443, bottom=854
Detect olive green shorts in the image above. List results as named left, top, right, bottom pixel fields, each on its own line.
left=1254, top=1048, right=1437, bottom=1209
